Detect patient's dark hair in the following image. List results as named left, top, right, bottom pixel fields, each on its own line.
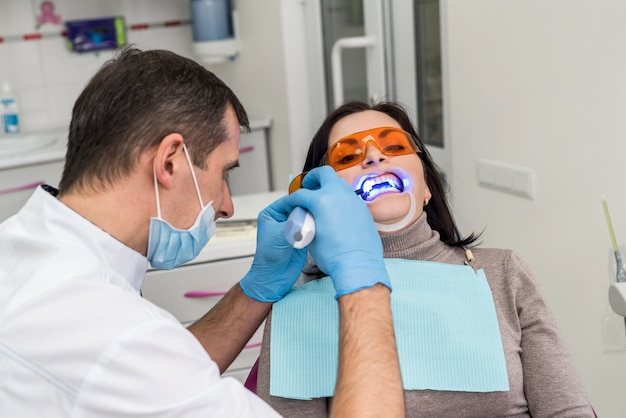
left=303, top=100, right=480, bottom=247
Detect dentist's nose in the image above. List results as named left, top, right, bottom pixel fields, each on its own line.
left=217, top=180, right=234, bottom=219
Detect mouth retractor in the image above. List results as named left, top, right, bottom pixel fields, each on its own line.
left=353, top=169, right=417, bottom=233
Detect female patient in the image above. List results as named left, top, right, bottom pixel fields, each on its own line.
left=255, top=101, right=594, bottom=417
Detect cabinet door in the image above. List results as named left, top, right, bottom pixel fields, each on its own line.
left=0, top=160, right=64, bottom=222
left=142, top=256, right=254, bottom=324
left=228, top=129, right=271, bottom=196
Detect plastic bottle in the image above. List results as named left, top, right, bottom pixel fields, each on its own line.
left=1, top=81, right=21, bottom=135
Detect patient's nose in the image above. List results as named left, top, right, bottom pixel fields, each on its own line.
left=362, top=143, right=387, bottom=167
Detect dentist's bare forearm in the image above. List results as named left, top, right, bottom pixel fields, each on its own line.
left=331, top=283, right=405, bottom=418
left=188, top=284, right=270, bottom=373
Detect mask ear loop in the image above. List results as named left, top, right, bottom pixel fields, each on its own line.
left=182, top=143, right=206, bottom=210
left=152, top=160, right=162, bottom=219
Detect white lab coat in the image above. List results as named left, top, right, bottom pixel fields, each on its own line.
left=0, top=186, right=280, bottom=417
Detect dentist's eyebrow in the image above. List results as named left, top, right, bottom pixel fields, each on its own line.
left=224, top=160, right=240, bottom=177
left=226, top=160, right=240, bottom=170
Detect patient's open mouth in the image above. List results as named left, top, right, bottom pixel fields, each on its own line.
left=356, top=172, right=405, bottom=202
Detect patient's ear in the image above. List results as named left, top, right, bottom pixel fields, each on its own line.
left=424, top=184, right=432, bottom=203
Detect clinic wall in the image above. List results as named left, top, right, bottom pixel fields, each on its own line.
left=206, top=0, right=294, bottom=191
left=0, top=0, right=293, bottom=192
left=444, top=1, right=626, bottom=415
left=0, top=0, right=199, bottom=132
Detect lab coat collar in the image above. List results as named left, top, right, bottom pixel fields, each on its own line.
left=19, top=186, right=148, bottom=293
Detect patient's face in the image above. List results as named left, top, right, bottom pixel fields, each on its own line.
left=327, top=111, right=431, bottom=232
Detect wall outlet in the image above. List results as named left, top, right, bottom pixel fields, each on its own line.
left=477, top=158, right=536, bottom=199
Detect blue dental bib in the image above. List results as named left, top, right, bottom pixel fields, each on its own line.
left=270, top=258, right=509, bottom=400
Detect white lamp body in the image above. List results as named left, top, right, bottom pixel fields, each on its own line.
left=190, top=0, right=239, bottom=65
left=609, top=282, right=626, bottom=317
left=192, top=37, right=238, bottom=64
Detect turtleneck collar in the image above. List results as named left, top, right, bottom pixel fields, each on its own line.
left=381, top=212, right=449, bottom=261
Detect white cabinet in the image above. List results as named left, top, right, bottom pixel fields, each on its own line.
left=0, top=160, right=64, bottom=222
left=228, top=118, right=272, bottom=196
left=142, top=257, right=254, bottom=324
left=0, top=131, right=66, bottom=223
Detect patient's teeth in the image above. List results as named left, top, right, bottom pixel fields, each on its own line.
left=360, top=173, right=404, bottom=202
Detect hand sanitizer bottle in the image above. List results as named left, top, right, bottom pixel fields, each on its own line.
left=1, top=81, right=21, bottom=135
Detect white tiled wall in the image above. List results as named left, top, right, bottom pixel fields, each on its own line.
left=0, top=0, right=196, bottom=133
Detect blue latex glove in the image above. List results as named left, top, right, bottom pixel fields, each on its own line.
left=287, top=166, right=390, bottom=298
left=239, top=196, right=308, bottom=302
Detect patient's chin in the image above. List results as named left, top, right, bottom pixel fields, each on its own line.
left=369, top=193, right=412, bottom=223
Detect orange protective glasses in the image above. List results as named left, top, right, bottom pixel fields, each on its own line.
left=288, top=126, right=420, bottom=194
left=324, top=126, right=420, bottom=171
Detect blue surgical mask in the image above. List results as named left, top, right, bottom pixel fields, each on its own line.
left=147, top=144, right=217, bottom=270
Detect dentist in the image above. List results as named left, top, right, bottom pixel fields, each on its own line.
left=0, top=47, right=403, bottom=417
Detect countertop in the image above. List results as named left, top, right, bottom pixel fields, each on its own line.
left=0, top=129, right=68, bottom=170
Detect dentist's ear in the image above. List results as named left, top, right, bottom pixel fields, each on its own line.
left=152, top=133, right=185, bottom=189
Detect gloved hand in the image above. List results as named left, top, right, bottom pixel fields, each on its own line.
left=239, top=196, right=308, bottom=302
left=287, top=166, right=390, bottom=298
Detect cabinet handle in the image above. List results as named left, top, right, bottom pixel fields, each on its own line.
left=183, top=291, right=228, bottom=298
left=239, top=145, right=254, bottom=154
left=0, top=181, right=44, bottom=196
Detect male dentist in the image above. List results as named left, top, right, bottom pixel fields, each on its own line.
left=0, top=47, right=403, bottom=417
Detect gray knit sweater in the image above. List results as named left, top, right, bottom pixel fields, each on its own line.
left=256, top=213, right=594, bottom=417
